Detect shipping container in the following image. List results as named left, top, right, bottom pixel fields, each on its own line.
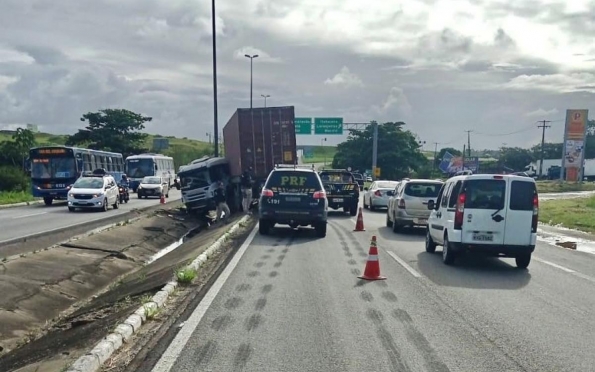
left=223, top=106, right=297, bottom=180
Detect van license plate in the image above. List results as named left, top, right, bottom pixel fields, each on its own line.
left=286, top=197, right=301, bottom=202
left=333, top=198, right=344, bottom=203
left=416, top=219, right=427, bottom=225
left=473, top=233, right=493, bottom=242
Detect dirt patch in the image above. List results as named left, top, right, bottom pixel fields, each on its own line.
left=0, top=207, right=199, bottom=363
left=0, top=214, right=252, bottom=372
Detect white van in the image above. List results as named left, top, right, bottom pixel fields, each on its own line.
left=425, top=174, right=538, bottom=268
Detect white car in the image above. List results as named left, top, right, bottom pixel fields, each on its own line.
left=425, top=174, right=538, bottom=268
left=363, top=180, right=400, bottom=210
left=137, top=176, right=170, bottom=199
left=386, top=179, right=443, bottom=231
left=67, top=174, right=119, bottom=212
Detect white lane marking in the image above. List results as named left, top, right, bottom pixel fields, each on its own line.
left=386, top=250, right=422, bottom=278
left=151, top=224, right=260, bottom=372
left=12, top=212, right=47, bottom=219
left=534, top=257, right=595, bottom=284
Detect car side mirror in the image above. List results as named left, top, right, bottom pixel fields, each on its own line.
left=364, top=187, right=368, bottom=191
left=427, top=200, right=435, bottom=210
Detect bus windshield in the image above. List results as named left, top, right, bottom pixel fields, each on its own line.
left=31, top=157, right=76, bottom=179
left=127, top=158, right=155, bottom=178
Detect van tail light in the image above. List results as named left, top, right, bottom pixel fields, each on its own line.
left=531, top=194, right=539, bottom=233
left=454, top=192, right=466, bottom=230
left=313, top=190, right=326, bottom=199
left=398, top=199, right=406, bottom=209
left=374, top=190, right=382, bottom=197
left=261, top=189, right=274, bottom=197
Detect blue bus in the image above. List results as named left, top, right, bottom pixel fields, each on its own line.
left=125, top=153, right=175, bottom=192
left=29, top=146, right=124, bottom=205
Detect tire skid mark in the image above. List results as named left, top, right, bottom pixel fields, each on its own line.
left=393, top=308, right=451, bottom=372
left=366, top=308, right=385, bottom=325
left=261, top=254, right=271, bottom=259
left=224, top=297, right=244, bottom=310
left=254, top=261, right=266, bottom=268
left=262, top=284, right=273, bottom=294
left=235, top=283, right=252, bottom=292
left=255, top=297, right=267, bottom=311
left=273, top=261, right=283, bottom=268
left=375, top=280, right=388, bottom=287
left=211, top=314, right=234, bottom=331
left=245, top=314, right=263, bottom=331
left=233, top=343, right=253, bottom=369
left=360, top=290, right=374, bottom=302
left=382, top=291, right=398, bottom=302
left=377, top=327, right=411, bottom=372
left=191, top=340, right=218, bottom=366
left=247, top=271, right=260, bottom=277
left=350, top=268, right=361, bottom=275
left=348, top=259, right=357, bottom=266
left=269, top=271, right=279, bottom=278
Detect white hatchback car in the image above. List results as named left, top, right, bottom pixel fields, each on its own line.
left=386, top=179, right=443, bottom=231
left=363, top=180, right=400, bottom=210
left=425, top=174, right=538, bottom=268
left=67, top=174, right=119, bottom=212
left=137, top=176, right=170, bottom=199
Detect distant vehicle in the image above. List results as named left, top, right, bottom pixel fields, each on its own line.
left=137, top=176, right=170, bottom=199
left=319, top=169, right=360, bottom=216
left=387, top=179, right=443, bottom=232
left=125, top=153, right=175, bottom=192
left=363, top=180, right=399, bottom=210
left=352, top=172, right=365, bottom=186
left=258, top=165, right=328, bottom=237
left=426, top=174, right=538, bottom=268
left=366, top=176, right=373, bottom=182
left=67, top=169, right=119, bottom=212
left=29, top=146, right=124, bottom=206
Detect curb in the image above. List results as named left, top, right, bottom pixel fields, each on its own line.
left=66, top=214, right=252, bottom=372
left=0, top=199, right=44, bottom=209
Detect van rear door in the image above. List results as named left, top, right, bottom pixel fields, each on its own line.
left=503, top=179, right=536, bottom=246
left=461, top=178, right=507, bottom=245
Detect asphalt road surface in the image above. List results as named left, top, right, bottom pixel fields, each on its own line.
left=0, top=189, right=181, bottom=244
left=143, top=201, right=595, bottom=372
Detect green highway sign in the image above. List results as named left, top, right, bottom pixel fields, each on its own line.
left=295, top=117, right=312, bottom=135
left=314, top=117, right=343, bottom=134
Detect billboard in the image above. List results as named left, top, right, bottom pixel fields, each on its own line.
left=561, top=109, right=588, bottom=181
left=439, top=151, right=479, bottom=174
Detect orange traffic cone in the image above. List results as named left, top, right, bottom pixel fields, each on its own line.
left=358, top=236, right=386, bottom=281
left=353, top=207, right=365, bottom=232
left=160, top=194, right=166, bottom=204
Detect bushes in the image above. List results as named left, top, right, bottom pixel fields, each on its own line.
left=0, top=166, right=30, bottom=192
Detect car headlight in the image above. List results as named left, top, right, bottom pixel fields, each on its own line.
left=138, top=185, right=143, bottom=189
left=68, top=193, right=73, bottom=197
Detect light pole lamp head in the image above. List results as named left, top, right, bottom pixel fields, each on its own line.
left=245, top=54, right=259, bottom=59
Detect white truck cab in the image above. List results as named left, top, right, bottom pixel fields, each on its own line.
left=425, top=174, right=538, bottom=268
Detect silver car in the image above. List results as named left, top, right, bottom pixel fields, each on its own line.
left=387, top=179, right=443, bottom=232
left=363, top=180, right=400, bottom=210
left=137, top=176, right=170, bottom=199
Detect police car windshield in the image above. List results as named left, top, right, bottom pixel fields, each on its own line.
left=266, top=171, right=321, bottom=190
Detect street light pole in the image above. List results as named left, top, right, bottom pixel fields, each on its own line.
left=321, top=137, right=327, bottom=167
left=261, top=94, right=270, bottom=108
left=244, top=54, right=259, bottom=109
left=211, top=0, right=219, bottom=157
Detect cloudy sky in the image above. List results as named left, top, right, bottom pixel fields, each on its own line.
left=1, top=0, right=594, bottom=150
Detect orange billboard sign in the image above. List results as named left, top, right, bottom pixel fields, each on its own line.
left=562, top=109, right=588, bottom=180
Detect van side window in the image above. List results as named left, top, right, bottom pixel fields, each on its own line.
left=510, top=181, right=536, bottom=210
left=440, top=183, right=452, bottom=208
left=448, top=181, right=463, bottom=208
left=435, top=184, right=446, bottom=207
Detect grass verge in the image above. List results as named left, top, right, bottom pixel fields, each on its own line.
left=540, top=196, right=595, bottom=234
left=0, top=191, right=37, bottom=205
left=536, top=181, right=595, bottom=193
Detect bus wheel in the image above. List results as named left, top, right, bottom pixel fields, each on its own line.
left=43, top=197, right=53, bottom=206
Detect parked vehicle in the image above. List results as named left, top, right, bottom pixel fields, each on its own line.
left=258, top=165, right=328, bottom=237
left=386, top=179, right=443, bottom=232
left=137, top=176, right=170, bottom=199
left=29, top=146, right=124, bottom=206
left=318, top=169, right=360, bottom=215
left=67, top=169, right=120, bottom=212
left=363, top=180, right=399, bottom=210
left=177, top=106, right=298, bottom=216
left=126, top=153, right=175, bottom=192
left=425, top=174, right=538, bottom=268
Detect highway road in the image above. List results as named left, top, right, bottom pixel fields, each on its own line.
left=0, top=189, right=181, bottom=244
left=145, top=201, right=595, bottom=372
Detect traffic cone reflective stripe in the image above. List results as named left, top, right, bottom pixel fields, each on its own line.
left=353, top=207, right=365, bottom=232
left=358, top=236, right=386, bottom=281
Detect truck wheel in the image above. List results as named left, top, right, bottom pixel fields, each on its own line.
left=315, top=222, right=327, bottom=238
left=43, top=197, right=53, bottom=206
left=515, top=253, right=531, bottom=269
left=259, top=220, right=270, bottom=235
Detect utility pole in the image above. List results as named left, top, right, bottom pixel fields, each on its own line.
left=464, top=130, right=473, bottom=158
left=372, top=121, right=379, bottom=180
left=433, top=142, right=439, bottom=170
left=211, top=0, right=219, bottom=157
left=538, top=120, right=551, bottom=178
left=462, top=144, right=466, bottom=171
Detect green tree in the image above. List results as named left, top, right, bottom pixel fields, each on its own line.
left=499, top=147, right=533, bottom=171
left=435, top=147, right=462, bottom=168
left=0, top=128, right=36, bottom=169
left=332, top=122, right=427, bottom=180
left=66, top=109, right=151, bottom=156
left=530, top=142, right=563, bottom=160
